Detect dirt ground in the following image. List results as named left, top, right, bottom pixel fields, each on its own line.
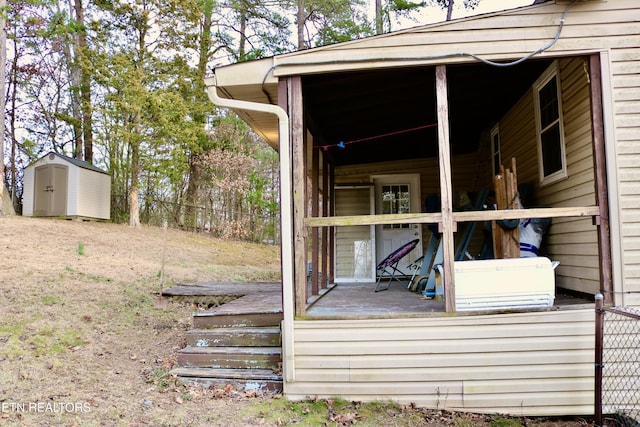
left=0, top=216, right=596, bottom=426
left=0, top=215, right=283, bottom=426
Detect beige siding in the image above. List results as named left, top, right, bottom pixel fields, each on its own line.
left=496, top=57, right=599, bottom=294
left=334, top=187, right=372, bottom=279
left=286, top=308, right=594, bottom=416
left=273, top=2, right=640, bottom=76
left=611, top=41, right=640, bottom=305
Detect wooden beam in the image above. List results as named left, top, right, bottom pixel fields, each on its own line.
left=304, top=206, right=599, bottom=228
left=290, top=76, right=307, bottom=317
left=322, top=151, right=329, bottom=289
left=311, top=144, right=320, bottom=296
left=328, top=162, right=335, bottom=284
left=589, top=54, right=613, bottom=305
left=436, top=65, right=456, bottom=313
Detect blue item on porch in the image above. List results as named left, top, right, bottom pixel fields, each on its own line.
left=407, top=233, right=440, bottom=292
left=420, top=188, right=490, bottom=297
left=374, top=239, right=420, bottom=292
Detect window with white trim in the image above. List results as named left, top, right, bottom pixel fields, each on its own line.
left=491, top=124, right=501, bottom=176
left=534, top=61, right=567, bottom=185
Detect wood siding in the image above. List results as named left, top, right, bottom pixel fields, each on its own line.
left=286, top=308, right=595, bottom=416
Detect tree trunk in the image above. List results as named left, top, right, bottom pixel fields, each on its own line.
left=446, top=0, right=454, bottom=21
left=297, top=0, right=305, bottom=49
left=375, top=0, right=382, bottom=34
left=184, top=156, right=200, bottom=230
left=0, top=0, right=6, bottom=214
left=129, top=119, right=141, bottom=228
left=74, top=0, right=93, bottom=163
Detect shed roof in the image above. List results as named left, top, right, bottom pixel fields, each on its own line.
left=29, top=152, right=109, bottom=175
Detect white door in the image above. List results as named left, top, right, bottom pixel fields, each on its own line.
left=373, top=174, right=422, bottom=274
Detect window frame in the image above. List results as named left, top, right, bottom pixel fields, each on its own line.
left=490, top=123, right=501, bottom=177
left=533, top=60, right=568, bottom=186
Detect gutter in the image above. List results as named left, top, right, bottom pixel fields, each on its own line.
left=204, top=74, right=296, bottom=383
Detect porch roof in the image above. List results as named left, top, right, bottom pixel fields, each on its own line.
left=209, top=1, right=582, bottom=166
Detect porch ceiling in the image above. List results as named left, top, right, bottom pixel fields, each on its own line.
left=303, top=59, right=552, bottom=166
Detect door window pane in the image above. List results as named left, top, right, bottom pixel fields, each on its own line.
left=382, top=184, right=410, bottom=229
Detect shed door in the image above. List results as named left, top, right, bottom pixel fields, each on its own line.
left=34, top=164, right=68, bottom=216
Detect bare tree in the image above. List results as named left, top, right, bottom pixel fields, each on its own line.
left=0, top=0, right=6, bottom=215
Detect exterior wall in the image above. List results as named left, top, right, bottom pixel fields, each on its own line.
left=76, top=167, right=111, bottom=220
left=610, top=36, right=640, bottom=307
left=497, top=57, right=599, bottom=295
left=22, top=166, right=34, bottom=216
left=285, top=308, right=594, bottom=416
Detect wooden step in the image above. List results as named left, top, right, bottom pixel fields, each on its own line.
left=177, top=346, right=281, bottom=370
left=171, top=367, right=282, bottom=393
left=192, top=311, right=283, bottom=329
left=186, top=327, right=281, bottom=347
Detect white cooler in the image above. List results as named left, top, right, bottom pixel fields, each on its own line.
left=454, top=257, right=556, bottom=312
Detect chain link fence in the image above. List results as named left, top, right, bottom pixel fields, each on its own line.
left=595, top=295, right=640, bottom=427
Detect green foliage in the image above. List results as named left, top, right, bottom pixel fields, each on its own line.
left=77, top=241, right=84, bottom=255
left=490, top=414, right=524, bottom=427
left=0, top=321, right=84, bottom=358
left=242, top=397, right=429, bottom=426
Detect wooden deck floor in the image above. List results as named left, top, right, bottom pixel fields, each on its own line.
left=163, top=281, right=593, bottom=318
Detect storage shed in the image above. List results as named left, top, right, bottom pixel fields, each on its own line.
left=22, top=152, right=111, bottom=220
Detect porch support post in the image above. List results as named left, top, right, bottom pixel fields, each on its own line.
left=435, top=65, right=456, bottom=313
left=322, top=152, right=330, bottom=288
left=589, top=54, right=613, bottom=305
left=285, top=76, right=307, bottom=317
left=311, top=145, right=320, bottom=295
left=328, top=162, right=336, bottom=283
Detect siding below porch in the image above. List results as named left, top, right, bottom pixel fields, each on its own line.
left=285, top=308, right=595, bottom=417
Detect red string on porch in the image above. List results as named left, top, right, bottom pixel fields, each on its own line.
left=315, top=122, right=438, bottom=151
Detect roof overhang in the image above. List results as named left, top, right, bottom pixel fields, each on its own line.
left=207, top=1, right=577, bottom=163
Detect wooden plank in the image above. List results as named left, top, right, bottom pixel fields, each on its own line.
left=290, top=76, right=307, bottom=316
left=590, top=53, right=614, bottom=303
left=311, top=145, right=320, bottom=296
left=436, top=65, right=456, bottom=312
left=305, top=206, right=599, bottom=227
left=177, top=346, right=281, bottom=369
left=186, top=327, right=281, bottom=347
left=322, top=152, right=329, bottom=288
left=171, top=367, right=282, bottom=381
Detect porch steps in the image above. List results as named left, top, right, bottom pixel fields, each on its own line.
left=169, top=284, right=284, bottom=394
left=185, top=327, right=281, bottom=347
left=176, top=345, right=282, bottom=370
